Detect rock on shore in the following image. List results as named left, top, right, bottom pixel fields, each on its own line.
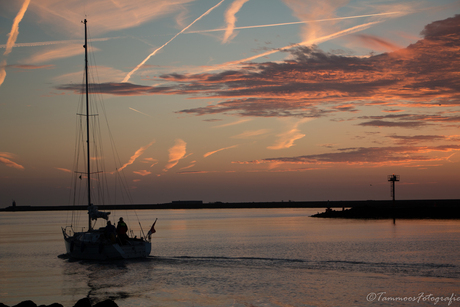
left=0, top=298, right=118, bottom=307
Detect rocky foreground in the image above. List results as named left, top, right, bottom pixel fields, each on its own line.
left=0, top=298, right=118, bottom=307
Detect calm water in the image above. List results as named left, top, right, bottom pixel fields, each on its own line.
left=1, top=209, right=460, bottom=307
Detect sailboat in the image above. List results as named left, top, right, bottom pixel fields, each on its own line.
left=61, top=19, right=153, bottom=260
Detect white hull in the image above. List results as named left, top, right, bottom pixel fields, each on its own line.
left=62, top=228, right=151, bottom=260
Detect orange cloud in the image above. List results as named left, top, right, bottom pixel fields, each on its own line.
left=118, top=140, right=155, bottom=172
left=0, top=153, right=24, bottom=170
left=204, top=145, right=239, bottom=158
left=163, top=139, right=187, bottom=172
left=0, top=60, right=6, bottom=87
left=231, top=129, right=270, bottom=139
left=177, top=170, right=216, bottom=174
left=234, top=145, right=460, bottom=167
left=267, top=118, right=311, bottom=150
left=55, top=167, right=72, bottom=173
left=142, top=157, right=158, bottom=167
left=133, top=170, right=151, bottom=176
left=180, top=161, right=196, bottom=170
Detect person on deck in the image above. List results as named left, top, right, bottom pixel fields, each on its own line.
left=104, top=221, right=116, bottom=243
left=116, top=217, right=128, bottom=245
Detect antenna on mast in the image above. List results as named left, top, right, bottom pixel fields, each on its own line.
left=387, top=174, right=400, bottom=202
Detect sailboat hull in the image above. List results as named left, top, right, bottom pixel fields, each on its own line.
left=63, top=229, right=151, bottom=260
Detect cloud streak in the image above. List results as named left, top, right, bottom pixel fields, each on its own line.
left=222, top=0, right=250, bottom=43
left=235, top=145, right=460, bottom=167
left=55, top=167, right=72, bottom=173
left=187, top=11, right=405, bottom=34
left=1, top=0, right=30, bottom=87
left=0, top=153, right=24, bottom=170
left=58, top=13, right=401, bottom=96
left=199, top=19, right=383, bottom=73
left=267, top=118, right=311, bottom=150
left=0, top=37, right=120, bottom=50
left=3, top=0, right=30, bottom=56
left=118, top=140, right=155, bottom=172
left=232, top=129, right=270, bottom=139
left=122, top=0, right=225, bottom=83
left=22, top=43, right=90, bottom=64
left=133, top=170, right=151, bottom=176
left=0, top=61, right=6, bottom=86
left=204, top=145, right=238, bottom=157
left=163, top=139, right=188, bottom=172
left=213, top=118, right=252, bottom=128
left=30, top=0, right=196, bottom=36
left=129, top=107, right=153, bottom=118
left=57, top=15, right=460, bottom=130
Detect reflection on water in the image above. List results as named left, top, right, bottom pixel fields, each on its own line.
left=1, top=209, right=460, bottom=306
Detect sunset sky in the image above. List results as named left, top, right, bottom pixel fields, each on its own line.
left=1, top=0, right=460, bottom=207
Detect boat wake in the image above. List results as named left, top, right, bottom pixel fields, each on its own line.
left=149, top=255, right=459, bottom=279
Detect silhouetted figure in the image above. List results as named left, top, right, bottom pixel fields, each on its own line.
left=104, top=221, right=116, bottom=243
left=116, top=217, right=128, bottom=245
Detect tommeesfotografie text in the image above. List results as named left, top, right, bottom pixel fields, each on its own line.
left=366, top=292, right=460, bottom=305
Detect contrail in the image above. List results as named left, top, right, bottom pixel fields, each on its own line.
left=4, top=0, right=31, bottom=56
left=0, top=37, right=121, bottom=49
left=187, top=11, right=403, bottom=34
left=129, top=107, right=153, bottom=118
left=122, top=0, right=226, bottom=83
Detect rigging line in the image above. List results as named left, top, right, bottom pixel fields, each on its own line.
left=87, top=26, right=114, bottom=208
left=69, top=72, right=87, bottom=228
left=87, top=26, right=112, bottom=211
left=85, top=26, right=143, bottom=228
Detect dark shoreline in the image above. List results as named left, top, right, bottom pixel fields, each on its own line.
left=311, top=199, right=460, bottom=219
left=2, top=199, right=460, bottom=219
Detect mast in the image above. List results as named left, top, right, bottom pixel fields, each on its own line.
left=84, top=19, right=92, bottom=232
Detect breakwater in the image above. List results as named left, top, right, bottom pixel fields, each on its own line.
left=1, top=199, right=459, bottom=213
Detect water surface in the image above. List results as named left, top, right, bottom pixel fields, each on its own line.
left=1, top=209, right=459, bottom=306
